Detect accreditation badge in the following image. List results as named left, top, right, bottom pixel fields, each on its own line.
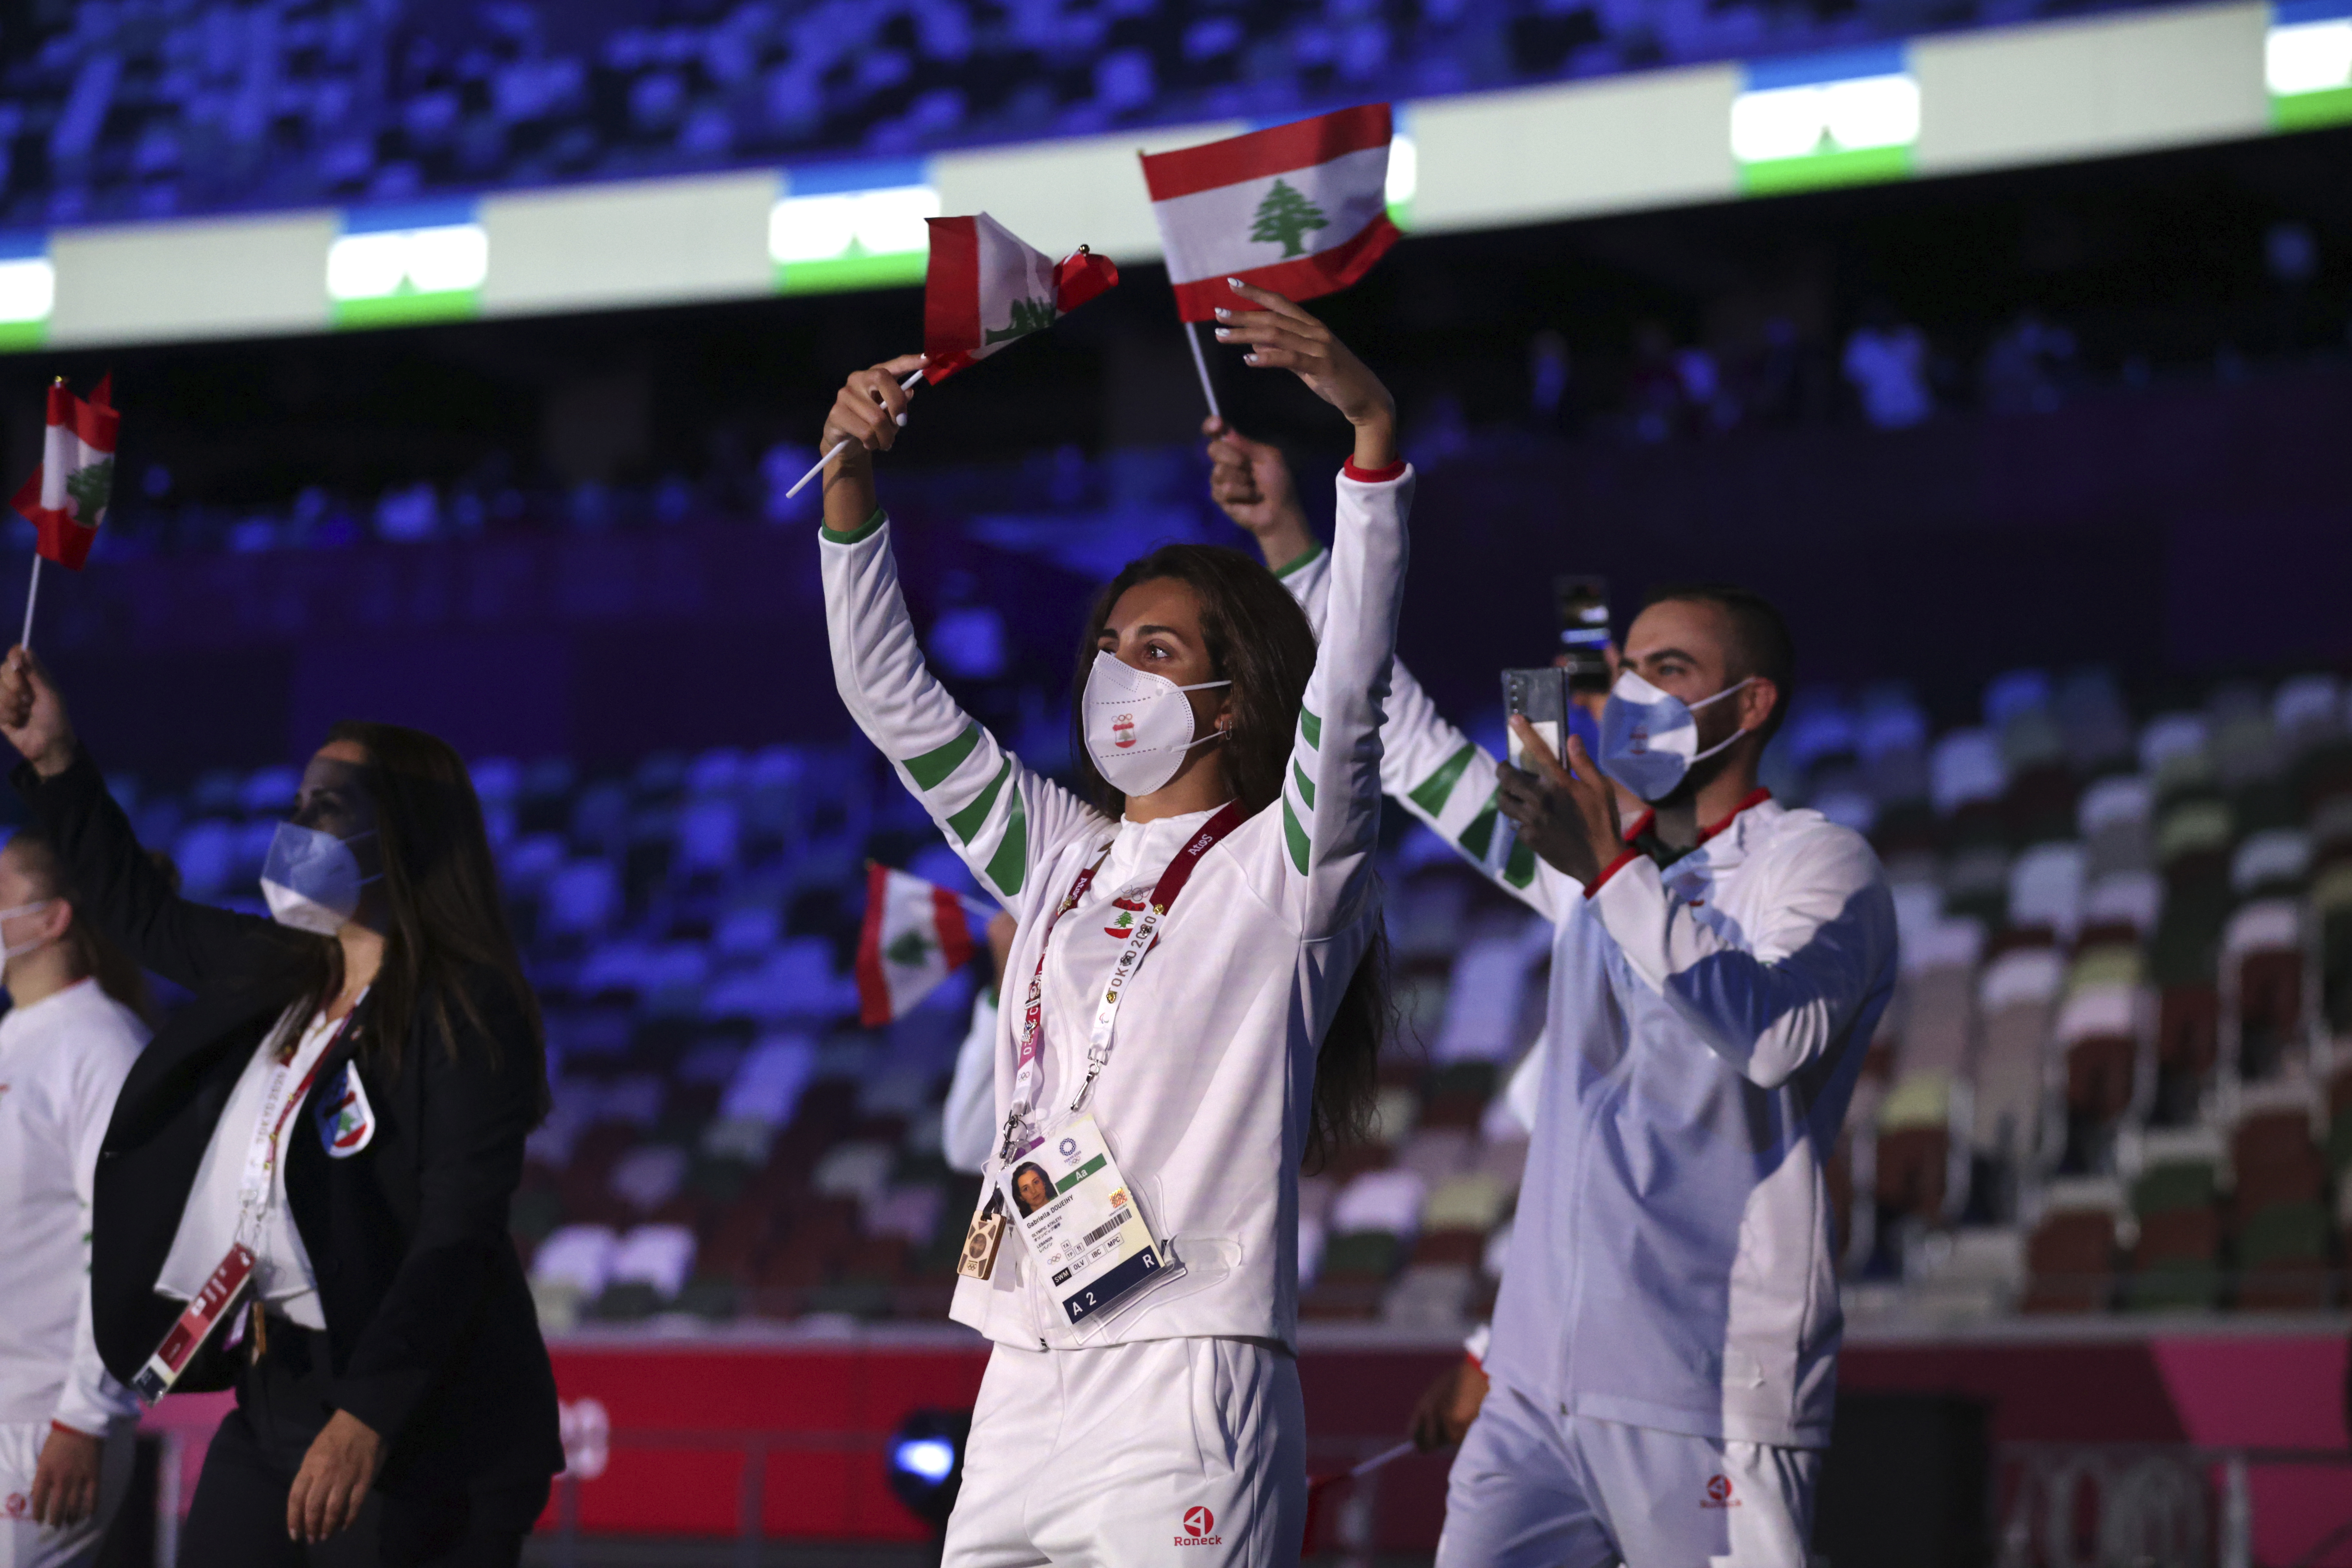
left=999, top=1114, right=1177, bottom=1330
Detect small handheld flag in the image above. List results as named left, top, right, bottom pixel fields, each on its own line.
left=919, top=214, right=1120, bottom=384
left=854, top=862, right=996, bottom=1028
left=1140, top=106, right=1400, bottom=411
left=786, top=215, right=1119, bottom=500
left=10, top=374, right=117, bottom=648
left=1140, top=105, right=1398, bottom=322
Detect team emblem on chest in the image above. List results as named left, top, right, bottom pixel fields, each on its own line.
left=1103, top=889, right=1150, bottom=939
left=314, top=1063, right=377, bottom=1158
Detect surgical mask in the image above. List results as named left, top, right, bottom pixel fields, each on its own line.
left=1598, top=670, right=1756, bottom=802
left=260, top=822, right=380, bottom=935
left=0, top=899, right=53, bottom=965
left=1082, top=650, right=1231, bottom=798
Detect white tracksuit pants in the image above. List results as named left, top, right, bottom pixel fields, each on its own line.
left=1436, top=1381, right=1819, bottom=1568
left=944, top=1336, right=1305, bottom=1568
left=0, top=1421, right=138, bottom=1568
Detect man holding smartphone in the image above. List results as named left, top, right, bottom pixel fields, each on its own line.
left=1445, top=585, right=1898, bottom=1566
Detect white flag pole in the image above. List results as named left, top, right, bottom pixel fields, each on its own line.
left=1185, top=321, right=1222, bottom=420
left=785, top=369, right=927, bottom=501
left=19, top=554, right=38, bottom=652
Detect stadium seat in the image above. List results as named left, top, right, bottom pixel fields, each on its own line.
left=2023, top=1179, right=2122, bottom=1313
left=2222, top=900, right=2305, bottom=1081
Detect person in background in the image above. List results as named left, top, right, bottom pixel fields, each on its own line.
left=0, top=649, right=564, bottom=1568
left=0, top=830, right=153, bottom=1568
left=1442, top=585, right=1897, bottom=1567
left=1205, top=419, right=1651, bottom=1454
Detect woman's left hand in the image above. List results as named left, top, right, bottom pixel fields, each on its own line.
left=286, top=1409, right=385, bottom=1543
left=1213, top=282, right=1397, bottom=468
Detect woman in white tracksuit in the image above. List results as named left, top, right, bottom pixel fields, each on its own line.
left=0, top=830, right=151, bottom=1568
left=815, top=284, right=1409, bottom=1567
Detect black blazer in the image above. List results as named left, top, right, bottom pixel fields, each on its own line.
left=18, top=752, right=564, bottom=1502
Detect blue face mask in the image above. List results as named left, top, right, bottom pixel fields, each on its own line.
left=259, top=822, right=380, bottom=935
left=1597, top=670, right=1755, bottom=803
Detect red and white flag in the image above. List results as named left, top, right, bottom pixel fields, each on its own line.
left=856, top=862, right=989, bottom=1027
left=922, top=213, right=1120, bottom=385
left=12, top=376, right=118, bottom=570
left=1140, top=104, right=1400, bottom=323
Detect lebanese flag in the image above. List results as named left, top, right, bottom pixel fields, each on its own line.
left=1140, top=104, right=1400, bottom=323
left=11, top=376, right=118, bottom=570
left=922, top=213, right=1120, bottom=385
left=855, top=862, right=987, bottom=1026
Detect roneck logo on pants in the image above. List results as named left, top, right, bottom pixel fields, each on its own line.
left=1701, top=1474, right=1740, bottom=1509
left=1176, top=1504, right=1221, bottom=1546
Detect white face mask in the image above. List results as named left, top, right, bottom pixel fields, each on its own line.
left=0, top=898, right=54, bottom=972
left=260, top=822, right=380, bottom=936
left=1598, top=669, right=1756, bottom=803
left=1081, top=649, right=1231, bottom=799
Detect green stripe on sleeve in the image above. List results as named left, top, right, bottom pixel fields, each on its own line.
left=1282, top=797, right=1311, bottom=875
left=820, top=507, right=888, bottom=546
left=1458, top=800, right=1498, bottom=860
left=903, top=723, right=981, bottom=790
left=1271, top=542, right=1326, bottom=580
left=1299, top=707, right=1321, bottom=750
left=1291, top=760, right=1316, bottom=809
left=1407, top=744, right=1478, bottom=818
left=1505, top=839, right=1537, bottom=888
left=982, top=784, right=1028, bottom=896
left=944, top=759, right=1011, bottom=845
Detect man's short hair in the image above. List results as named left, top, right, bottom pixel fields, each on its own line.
left=1638, top=582, right=1795, bottom=742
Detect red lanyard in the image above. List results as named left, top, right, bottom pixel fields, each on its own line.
left=999, top=801, right=1244, bottom=1161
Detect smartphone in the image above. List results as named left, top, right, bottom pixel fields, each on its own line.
left=1554, top=575, right=1612, bottom=693
left=1502, top=668, right=1568, bottom=771
left=1489, top=668, right=1568, bottom=875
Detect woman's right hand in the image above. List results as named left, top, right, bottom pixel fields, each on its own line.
left=820, top=355, right=927, bottom=467
left=816, top=355, right=925, bottom=532
left=0, top=647, right=77, bottom=778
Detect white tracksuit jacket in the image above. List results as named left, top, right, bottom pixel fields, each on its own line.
left=1485, top=795, right=1897, bottom=1448
left=1275, top=545, right=1562, bottom=922
left=823, top=462, right=1412, bottom=1352
left=0, top=980, right=146, bottom=1436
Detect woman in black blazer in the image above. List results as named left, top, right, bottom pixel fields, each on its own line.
left=0, top=648, right=562, bottom=1567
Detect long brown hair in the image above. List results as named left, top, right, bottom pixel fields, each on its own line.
left=1070, top=543, right=1389, bottom=1167
left=6, top=830, right=160, bottom=1026
left=293, top=722, right=546, bottom=1111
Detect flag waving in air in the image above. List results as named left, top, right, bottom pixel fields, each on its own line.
left=784, top=213, right=1119, bottom=499
left=1140, top=104, right=1400, bottom=323
left=12, top=375, right=117, bottom=570
left=922, top=212, right=1120, bottom=384
left=856, top=862, right=994, bottom=1027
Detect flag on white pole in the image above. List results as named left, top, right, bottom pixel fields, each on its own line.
left=12, top=375, right=117, bottom=570
left=922, top=213, right=1121, bottom=384
left=855, top=862, right=989, bottom=1027
left=1140, top=104, right=1400, bottom=323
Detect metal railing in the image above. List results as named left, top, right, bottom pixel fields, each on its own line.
left=1996, top=1442, right=2352, bottom=1568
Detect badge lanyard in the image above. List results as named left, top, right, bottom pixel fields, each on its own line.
left=995, top=801, right=1244, bottom=1166
left=129, top=999, right=364, bottom=1403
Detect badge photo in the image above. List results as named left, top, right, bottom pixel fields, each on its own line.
left=314, top=1063, right=377, bottom=1158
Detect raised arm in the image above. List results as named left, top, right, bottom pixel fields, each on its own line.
left=1212, top=286, right=1407, bottom=936
left=815, top=360, right=1107, bottom=907
left=1207, top=422, right=1554, bottom=916
left=0, top=649, right=291, bottom=991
